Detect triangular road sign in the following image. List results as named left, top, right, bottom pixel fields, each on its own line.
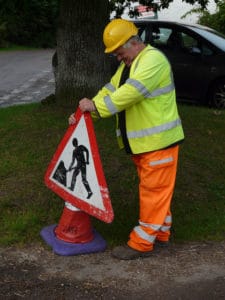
left=45, top=108, right=114, bottom=223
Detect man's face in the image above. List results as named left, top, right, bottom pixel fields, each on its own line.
left=113, top=44, right=136, bottom=67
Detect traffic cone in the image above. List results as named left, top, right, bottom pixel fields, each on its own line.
left=54, top=202, right=94, bottom=243
left=40, top=201, right=107, bottom=256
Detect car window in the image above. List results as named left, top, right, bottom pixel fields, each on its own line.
left=186, top=26, right=225, bottom=52
left=152, top=28, right=172, bottom=46
left=151, top=27, right=183, bottom=51
left=138, top=25, right=173, bottom=47
left=181, top=31, right=214, bottom=56
left=151, top=26, right=214, bottom=56
left=202, top=44, right=213, bottom=55
left=181, top=32, right=198, bottom=48
left=138, top=23, right=215, bottom=56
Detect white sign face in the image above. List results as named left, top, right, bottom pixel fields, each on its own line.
left=45, top=108, right=114, bottom=223
left=50, top=116, right=104, bottom=210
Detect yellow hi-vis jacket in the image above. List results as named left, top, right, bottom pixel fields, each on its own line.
left=92, top=45, right=184, bottom=154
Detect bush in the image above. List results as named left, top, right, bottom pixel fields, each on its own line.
left=0, top=21, right=9, bottom=47
left=0, top=0, right=59, bottom=48
left=198, top=0, right=225, bottom=34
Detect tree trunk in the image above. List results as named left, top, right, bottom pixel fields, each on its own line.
left=55, top=0, right=110, bottom=107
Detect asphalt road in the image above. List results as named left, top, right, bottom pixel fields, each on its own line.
left=0, top=49, right=55, bottom=108
left=1, top=241, right=225, bottom=299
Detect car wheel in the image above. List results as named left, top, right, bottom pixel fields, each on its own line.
left=210, top=79, right=225, bottom=109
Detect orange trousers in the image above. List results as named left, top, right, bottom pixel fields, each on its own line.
left=128, top=145, right=179, bottom=252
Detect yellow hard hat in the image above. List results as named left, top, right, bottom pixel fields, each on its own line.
left=103, top=19, right=138, bottom=53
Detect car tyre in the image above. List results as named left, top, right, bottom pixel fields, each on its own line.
left=209, top=79, right=225, bottom=109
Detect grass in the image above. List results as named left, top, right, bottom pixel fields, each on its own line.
left=0, top=102, right=224, bottom=247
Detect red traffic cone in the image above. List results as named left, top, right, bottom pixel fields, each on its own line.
left=40, top=201, right=107, bottom=255
left=54, top=202, right=94, bottom=243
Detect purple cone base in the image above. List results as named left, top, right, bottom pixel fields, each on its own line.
left=40, top=224, right=107, bottom=256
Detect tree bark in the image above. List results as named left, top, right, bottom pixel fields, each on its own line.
left=55, top=0, right=110, bottom=107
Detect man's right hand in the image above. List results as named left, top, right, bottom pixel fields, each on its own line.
left=68, top=114, right=76, bottom=125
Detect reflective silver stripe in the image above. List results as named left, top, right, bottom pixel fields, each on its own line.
left=127, top=78, right=174, bottom=98
left=105, top=83, right=116, bottom=93
left=160, top=225, right=171, bottom=232
left=127, top=78, right=151, bottom=98
left=139, top=221, right=161, bottom=231
left=104, top=95, right=118, bottom=114
left=151, top=82, right=174, bottom=97
left=139, top=219, right=171, bottom=233
left=127, top=118, right=181, bottom=139
left=164, top=215, right=172, bottom=223
left=149, top=156, right=173, bottom=166
left=134, top=226, right=156, bottom=243
left=116, top=129, right=121, bottom=137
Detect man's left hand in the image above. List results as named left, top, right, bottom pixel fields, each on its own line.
left=79, top=98, right=96, bottom=112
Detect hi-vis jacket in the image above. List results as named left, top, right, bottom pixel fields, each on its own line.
left=92, top=45, right=184, bottom=154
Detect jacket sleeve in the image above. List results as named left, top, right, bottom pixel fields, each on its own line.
left=91, top=65, right=123, bottom=119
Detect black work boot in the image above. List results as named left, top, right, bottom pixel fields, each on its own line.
left=155, top=239, right=169, bottom=248
left=112, top=245, right=153, bottom=260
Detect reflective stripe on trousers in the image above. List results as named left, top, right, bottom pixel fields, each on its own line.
left=127, top=145, right=179, bottom=252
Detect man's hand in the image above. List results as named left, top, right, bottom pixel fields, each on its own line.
left=79, top=98, right=96, bottom=112
left=68, top=98, right=96, bottom=125
left=68, top=114, right=76, bottom=125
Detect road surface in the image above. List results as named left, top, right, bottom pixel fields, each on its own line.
left=1, top=241, right=225, bottom=299
left=0, top=49, right=55, bottom=108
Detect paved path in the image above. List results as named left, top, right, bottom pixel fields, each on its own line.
left=0, top=49, right=55, bottom=108
left=1, top=241, right=225, bottom=299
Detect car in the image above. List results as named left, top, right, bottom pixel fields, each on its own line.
left=111, top=20, right=225, bottom=109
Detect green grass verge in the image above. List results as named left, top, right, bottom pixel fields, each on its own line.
left=0, top=102, right=224, bottom=247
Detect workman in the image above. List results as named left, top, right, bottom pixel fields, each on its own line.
left=69, top=19, right=184, bottom=260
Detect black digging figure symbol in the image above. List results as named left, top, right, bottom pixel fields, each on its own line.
left=53, top=138, right=93, bottom=199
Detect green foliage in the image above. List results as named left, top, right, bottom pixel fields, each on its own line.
left=198, top=0, right=225, bottom=34
left=0, top=0, right=59, bottom=48
left=0, top=0, right=220, bottom=48
left=110, top=0, right=218, bottom=18
left=0, top=21, right=8, bottom=47
left=0, top=102, right=224, bottom=246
